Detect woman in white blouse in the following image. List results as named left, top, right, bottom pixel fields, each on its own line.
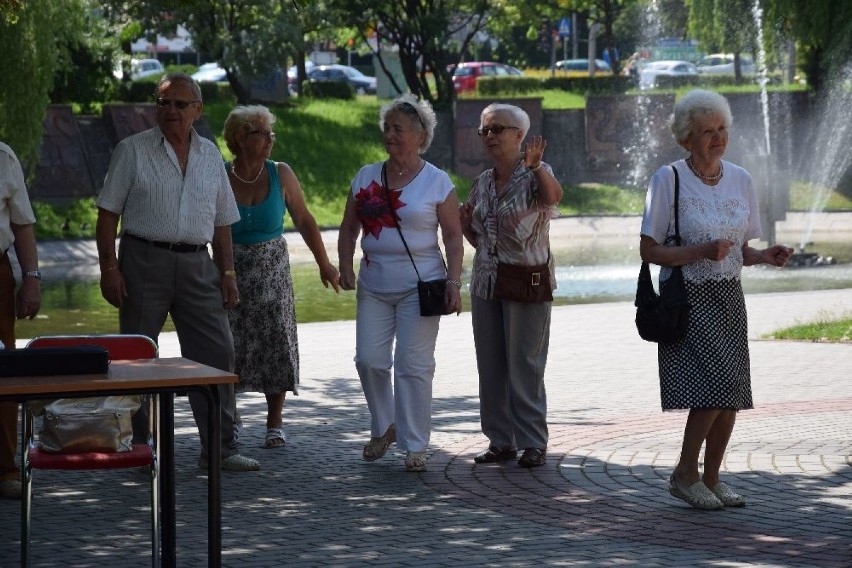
left=640, top=89, right=793, bottom=510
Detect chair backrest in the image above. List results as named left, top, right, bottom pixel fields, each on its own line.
left=26, top=334, right=158, bottom=361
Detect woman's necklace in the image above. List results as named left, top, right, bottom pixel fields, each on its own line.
left=388, top=158, right=420, bottom=177
left=686, top=156, right=723, bottom=182
left=231, top=162, right=265, bottom=184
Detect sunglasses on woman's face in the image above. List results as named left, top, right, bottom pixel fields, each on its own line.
left=477, top=124, right=519, bottom=137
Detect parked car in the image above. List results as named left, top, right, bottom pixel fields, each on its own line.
left=307, top=64, right=376, bottom=95
left=697, top=53, right=756, bottom=75
left=553, top=58, right=612, bottom=75
left=450, top=61, right=524, bottom=94
left=130, top=58, right=165, bottom=81
left=192, top=62, right=227, bottom=83
left=638, top=60, right=699, bottom=90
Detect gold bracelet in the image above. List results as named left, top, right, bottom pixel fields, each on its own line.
left=446, top=278, right=462, bottom=287
left=101, top=264, right=119, bottom=273
left=222, top=269, right=237, bottom=278
left=528, top=163, right=542, bottom=172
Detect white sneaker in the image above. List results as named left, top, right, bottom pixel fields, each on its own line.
left=198, top=454, right=260, bottom=471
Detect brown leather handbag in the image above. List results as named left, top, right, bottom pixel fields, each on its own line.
left=493, top=259, right=553, bottom=303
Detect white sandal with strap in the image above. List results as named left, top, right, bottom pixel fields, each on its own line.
left=264, top=428, right=286, bottom=449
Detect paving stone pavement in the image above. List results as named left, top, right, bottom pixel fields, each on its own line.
left=1, top=287, right=850, bottom=567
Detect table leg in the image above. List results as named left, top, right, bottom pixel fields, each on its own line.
left=204, top=386, right=222, bottom=567
left=160, top=393, right=176, bottom=568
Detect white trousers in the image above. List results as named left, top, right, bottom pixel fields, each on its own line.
left=355, top=286, right=440, bottom=452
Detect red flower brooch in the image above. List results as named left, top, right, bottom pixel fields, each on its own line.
left=355, top=180, right=406, bottom=239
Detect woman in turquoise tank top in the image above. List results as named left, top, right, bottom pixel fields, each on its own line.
left=223, top=105, right=340, bottom=448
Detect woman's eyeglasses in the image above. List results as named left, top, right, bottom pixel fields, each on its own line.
left=249, top=129, right=276, bottom=141
left=156, top=98, right=200, bottom=109
left=477, top=125, right=519, bottom=137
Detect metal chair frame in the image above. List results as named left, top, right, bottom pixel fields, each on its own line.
left=21, top=334, right=160, bottom=567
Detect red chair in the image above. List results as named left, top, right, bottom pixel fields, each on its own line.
left=22, top=334, right=160, bottom=567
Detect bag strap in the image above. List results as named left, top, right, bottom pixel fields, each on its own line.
left=671, top=165, right=681, bottom=246
left=381, top=163, right=448, bottom=282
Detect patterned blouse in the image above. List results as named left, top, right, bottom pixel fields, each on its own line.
left=466, top=161, right=559, bottom=300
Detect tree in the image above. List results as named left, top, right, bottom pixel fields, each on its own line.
left=570, top=0, right=640, bottom=74
left=764, top=0, right=852, bottom=94
left=105, top=0, right=312, bottom=104
left=0, top=0, right=85, bottom=173
left=687, top=0, right=758, bottom=80
left=328, top=0, right=502, bottom=106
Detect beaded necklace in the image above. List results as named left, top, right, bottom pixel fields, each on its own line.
left=686, top=156, right=723, bottom=182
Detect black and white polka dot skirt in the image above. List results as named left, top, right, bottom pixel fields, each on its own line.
left=659, top=278, right=753, bottom=411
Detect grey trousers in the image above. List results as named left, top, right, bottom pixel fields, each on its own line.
left=470, top=294, right=550, bottom=450
left=119, top=236, right=238, bottom=459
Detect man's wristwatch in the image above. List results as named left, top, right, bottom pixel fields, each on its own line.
left=24, top=270, right=42, bottom=280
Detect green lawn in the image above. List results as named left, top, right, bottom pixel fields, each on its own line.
left=765, top=315, right=852, bottom=342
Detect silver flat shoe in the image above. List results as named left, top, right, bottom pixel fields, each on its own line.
left=708, top=481, right=746, bottom=507
left=668, top=475, right=724, bottom=510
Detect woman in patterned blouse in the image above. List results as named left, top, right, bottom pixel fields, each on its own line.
left=460, top=103, right=563, bottom=469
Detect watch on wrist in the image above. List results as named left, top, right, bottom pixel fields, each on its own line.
left=24, top=270, right=42, bottom=280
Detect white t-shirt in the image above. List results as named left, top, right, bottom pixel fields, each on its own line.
left=351, top=161, right=454, bottom=292
left=640, top=159, right=762, bottom=283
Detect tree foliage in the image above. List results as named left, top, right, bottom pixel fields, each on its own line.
left=104, top=0, right=313, bottom=104
left=764, top=0, right=852, bottom=93
left=687, top=0, right=759, bottom=79
left=328, top=0, right=502, bottom=106
left=0, top=0, right=85, bottom=173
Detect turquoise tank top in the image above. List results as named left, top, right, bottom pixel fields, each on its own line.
left=230, top=160, right=287, bottom=245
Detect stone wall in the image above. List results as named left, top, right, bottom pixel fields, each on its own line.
left=28, top=92, right=824, bottom=210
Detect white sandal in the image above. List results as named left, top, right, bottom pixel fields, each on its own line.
left=405, top=451, right=427, bottom=472
left=264, top=428, right=286, bottom=449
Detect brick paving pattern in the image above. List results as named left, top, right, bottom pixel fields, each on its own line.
left=1, top=288, right=850, bottom=566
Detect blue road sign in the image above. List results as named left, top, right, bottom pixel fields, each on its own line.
left=558, top=17, right=571, bottom=38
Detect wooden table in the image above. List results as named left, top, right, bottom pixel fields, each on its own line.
left=0, top=357, right=237, bottom=568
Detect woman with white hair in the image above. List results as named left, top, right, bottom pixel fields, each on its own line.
left=640, top=89, right=793, bottom=509
left=222, top=104, right=340, bottom=449
left=338, top=94, right=464, bottom=472
left=460, top=103, right=563, bottom=468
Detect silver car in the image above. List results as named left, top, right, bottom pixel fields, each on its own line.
left=638, top=60, right=699, bottom=90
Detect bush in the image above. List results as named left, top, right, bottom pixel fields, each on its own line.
left=653, top=75, right=701, bottom=90
left=476, top=75, right=632, bottom=97
left=199, top=82, right=235, bottom=105
left=302, top=81, right=355, bottom=100
left=31, top=198, right=98, bottom=240
left=116, top=81, right=158, bottom=103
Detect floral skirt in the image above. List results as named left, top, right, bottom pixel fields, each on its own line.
left=659, top=278, right=752, bottom=411
left=229, top=236, right=299, bottom=395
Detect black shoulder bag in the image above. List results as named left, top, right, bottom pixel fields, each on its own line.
left=381, top=164, right=450, bottom=317
left=635, top=165, right=690, bottom=343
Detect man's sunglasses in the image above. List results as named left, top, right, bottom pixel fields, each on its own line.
left=156, top=98, right=200, bottom=109
left=477, top=124, right=519, bottom=137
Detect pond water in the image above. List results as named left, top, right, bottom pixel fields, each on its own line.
left=15, top=239, right=852, bottom=339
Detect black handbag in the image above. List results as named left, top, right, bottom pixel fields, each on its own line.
left=381, top=164, right=451, bottom=317
left=635, top=166, right=690, bottom=343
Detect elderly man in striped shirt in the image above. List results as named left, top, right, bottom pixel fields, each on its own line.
left=95, top=73, right=259, bottom=472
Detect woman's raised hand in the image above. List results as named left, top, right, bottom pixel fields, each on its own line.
left=523, top=136, right=547, bottom=168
